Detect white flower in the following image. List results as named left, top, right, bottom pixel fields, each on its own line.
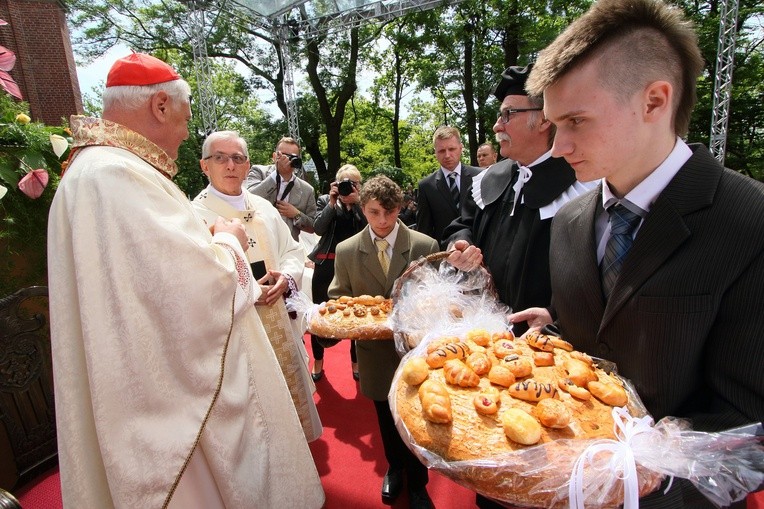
left=0, top=183, right=7, bottom=200
left=49, top=134, right=69, bottom=158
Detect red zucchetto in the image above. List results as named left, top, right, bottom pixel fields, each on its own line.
left=106, top=52, right=181, bottom=87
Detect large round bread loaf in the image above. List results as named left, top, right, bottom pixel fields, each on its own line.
left=308, top=295, right=393, bottom=340
left=393, top=330, right=663, bottom=507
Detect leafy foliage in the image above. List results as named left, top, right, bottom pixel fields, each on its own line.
left=0, top=94, right=69, bottom=295
left=66, top=0, right=764, bottom=184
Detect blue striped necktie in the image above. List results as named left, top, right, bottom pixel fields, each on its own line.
left=601, top=204, right=641, bottom=299
left=448, top=172, right=460, bottom=209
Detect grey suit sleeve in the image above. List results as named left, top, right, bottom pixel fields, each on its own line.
left=295, top=187, right=317, bottom=233
left=328, top=242, right=353, bottom=299
left=245, top=166, right=265, bottom=192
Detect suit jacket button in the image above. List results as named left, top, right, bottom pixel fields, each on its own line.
left=597, top=343, right=610, bottom=355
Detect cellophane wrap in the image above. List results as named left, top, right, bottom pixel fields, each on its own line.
left=389, top=259, right=509, bottom=356
left=387, top=267, right=764, bottom=507
left=286, top=289, right=317, bottom=334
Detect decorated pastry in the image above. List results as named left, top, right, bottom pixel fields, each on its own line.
left=393, top=328, right=661, bottom=508
left=308, top=295, right=393, bottom=340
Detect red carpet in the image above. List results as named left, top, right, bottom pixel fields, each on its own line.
left=14, top=337, right=476, bottom=509
left=305, top=338, right=476, bottom=509
left=13, top=337, right=764, bottom=508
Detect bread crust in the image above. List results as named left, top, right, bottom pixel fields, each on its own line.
left=394, top=331, right=662, bottom=507
left=309, top=295, right=393, bottom=340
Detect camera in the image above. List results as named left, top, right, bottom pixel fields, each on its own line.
left=287, top=154, right=302, bottom=170
left=337, top=179, right=355, bottom=196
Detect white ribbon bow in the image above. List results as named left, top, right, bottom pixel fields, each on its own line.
left=569, top=407, right=657, bottom=509
left=510, top=165, right=532, bottom=216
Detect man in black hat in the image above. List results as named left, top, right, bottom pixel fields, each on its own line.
left=443, top=63, right=595, bottom=339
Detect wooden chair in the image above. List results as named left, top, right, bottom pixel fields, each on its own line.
left=0, top=286, right=56, bottom=507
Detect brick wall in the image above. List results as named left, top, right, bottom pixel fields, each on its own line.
left=0, top=0, right=83, bottom=125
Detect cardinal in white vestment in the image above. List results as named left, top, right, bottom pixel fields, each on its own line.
left=47, top=53, right=324, bottom=509
left=192, top=130, right=322, bottom=443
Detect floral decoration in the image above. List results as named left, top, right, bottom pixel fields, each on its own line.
left=0, top=17, right=71, bottom=295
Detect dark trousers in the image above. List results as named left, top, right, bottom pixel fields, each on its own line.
left=310, top=334, right=357, bottom=363
left=373, top=400, right=428, bottom=491
left=311, top=258, right=358, bottom=364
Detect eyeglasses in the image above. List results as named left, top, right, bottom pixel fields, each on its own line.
left=204, top=153, right=249, bottom=165
left=498, top=107, right=543, bottom=124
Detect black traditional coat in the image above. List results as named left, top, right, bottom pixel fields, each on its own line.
left=443, top=156, right=579, bottom=335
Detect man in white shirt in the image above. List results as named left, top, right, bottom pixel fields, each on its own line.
left=249, top=136, right=317, bottom=240
left=329, top=176, right=438, bottom=508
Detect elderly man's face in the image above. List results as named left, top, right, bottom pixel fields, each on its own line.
left=201, top=138, right=250, bottom=196
left=164, top=97, right=191, bottom=160
left=492, top=95, right=544, bottom=166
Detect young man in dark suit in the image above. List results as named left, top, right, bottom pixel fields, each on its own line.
left=511, top=0, right=764, bottom=505
left=329, top=176, right=439, bottom=509
left=416, top=126, right=481, bottom=242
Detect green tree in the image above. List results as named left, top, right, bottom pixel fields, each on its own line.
left=402, top=0, right=591, bottom=162
left=67, top=0, right=385, bottom=186
left=367, top=16, right=433, bottom=169
left=338, top=97, right=432, bottom=181
left=679, top=0, right=764, bottom=180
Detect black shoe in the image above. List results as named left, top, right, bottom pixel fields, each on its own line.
left=311, top=370, right=324, bottom=382
left=409, top=487, right=434, bottom=509
left=381, top=468, right=403, bottom=503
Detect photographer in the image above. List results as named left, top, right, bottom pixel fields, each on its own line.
left=399, top=194, right=417, bottom=227
left=308, top=165, right=367, bottom=382
left=250, top=136, right=317, bottom=241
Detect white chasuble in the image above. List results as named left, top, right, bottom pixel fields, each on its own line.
left=193, top=186, right=322, bottom=442
left=47, top=116, right=324, bottom=509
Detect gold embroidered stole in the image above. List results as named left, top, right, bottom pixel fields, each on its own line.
left=248, top=212, right=316, bottom=441
left=67, top=116, right=178, bottom=178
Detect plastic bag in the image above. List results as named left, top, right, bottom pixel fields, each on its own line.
left=390, top=336, right=763, bottom=507
left=285, top=289, right=315, bottom=336
left=389, top=255, right=509, bottom=356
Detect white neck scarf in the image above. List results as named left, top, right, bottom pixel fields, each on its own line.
left=510, top=165, right=533, bottom=216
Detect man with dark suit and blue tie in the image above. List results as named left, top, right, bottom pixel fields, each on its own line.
left=415, top=126, right=481, bottom=243
left=511, top=0, right=764, bottom=506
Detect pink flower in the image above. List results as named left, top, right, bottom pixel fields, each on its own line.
left=0, top=18, right=21, bottom=100
left=18, top=168, right=49, bottom=199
